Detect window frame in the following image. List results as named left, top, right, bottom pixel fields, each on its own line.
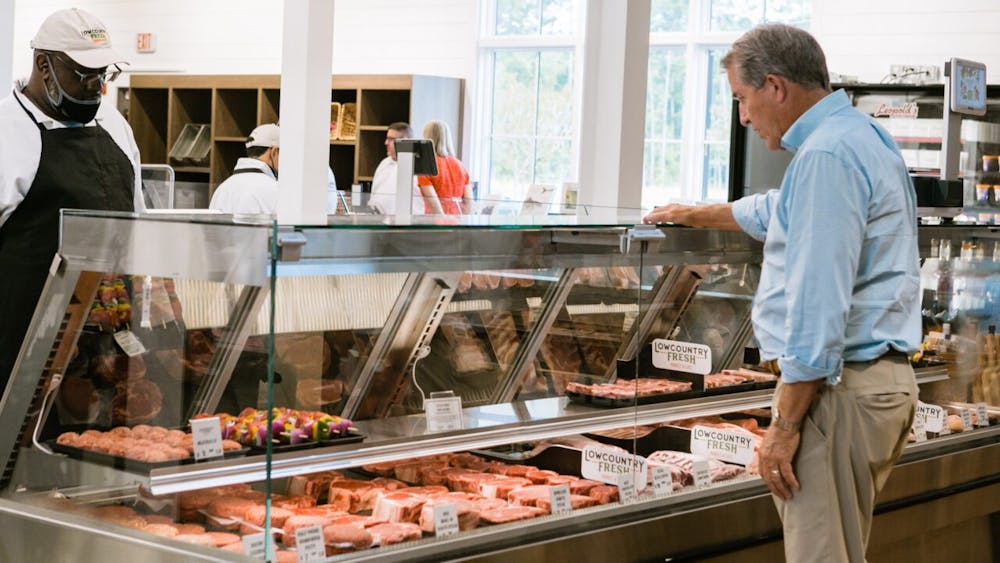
left=474, top=0, right=586, bottom=200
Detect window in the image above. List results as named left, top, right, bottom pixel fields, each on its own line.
left=643, top=0, right=811, bottom=206
left=477, top=0, right=585, bottom=201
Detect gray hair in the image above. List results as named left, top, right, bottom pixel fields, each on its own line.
left=721, top=24, right=830, bottom=91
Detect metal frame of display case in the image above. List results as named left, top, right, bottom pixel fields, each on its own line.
left=0, top=212, right=996, bottom=562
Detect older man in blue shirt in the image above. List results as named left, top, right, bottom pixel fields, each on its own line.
left=645, top=24, right=919, bottom=563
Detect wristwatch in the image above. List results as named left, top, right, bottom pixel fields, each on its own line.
left=772, top=413, right=802, bottom=432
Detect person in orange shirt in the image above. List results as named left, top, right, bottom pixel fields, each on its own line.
left=418, top=120, right=473, bottom=215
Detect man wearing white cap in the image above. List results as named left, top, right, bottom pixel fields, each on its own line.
left=209, top=123, right=281, bottom=214
left=0, top=8, right=143, bottom=390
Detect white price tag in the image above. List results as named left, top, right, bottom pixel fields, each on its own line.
left=652, top=464, right=673, bottom=495
left=975, top=402, right=990, bottom=427
left=617, top=473, right=638, bottom=504
left=960, top=408, right=974, bottom=432
left=651, top=338, right=712, bottom=375
left=689, top=425, right=755, bottom=466
left=113, top=330, right=147, bottom=357
left=581, top=445, right=647, bottom=485
left=190, top=417, right=224, bottom=461
left=242, top=532, right=270, bottom=559
left=911, top=415, right=928, bottom=443
left=433, top=503, right=460, bottom=537
left=548, top=484, right=572, bottom=515
left=692, top=457, right=712, bottom=488
left=917, top=401, right=945, bottom=432
left=295, top=525, right=325, bottom=562
left=425, top=396, right=463, bottom=433
left=140, top=275, right=153, bottom=329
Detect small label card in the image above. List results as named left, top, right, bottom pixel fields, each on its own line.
left=113, top=330, right=147, bottom=357
left=617, top=472, right=638, bottom=504
left=690, top=425, right=755, bottom=466
left=425, top=395, right=463, bottom=433
left=190, top=417, right=224, bottom=461
left=911, top=415, right=928, bottom=443
left=960, top=408, right=974, bottom=432
left=692, top=457, right=712, bottom=488
left=242, top=532, right=272, bottom=559
left=295, top=525, right=325, bottom=562
left=975, top=403, right=990, bottom=427
left=433, top=503, right=459, bottom=537
left=916, top=401, right=945, bottom=433
left=548, top=484, right=572, bottom=515
left=652, top=464, right=673, bottom=495
left=651, top=339, right=712, bottom=374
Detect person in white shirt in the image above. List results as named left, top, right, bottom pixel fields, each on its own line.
left=368, top=122, right=422, bottom=215
left=0, top=8, right=143, bottom=390
left=209, top=123, right=280, bottom=214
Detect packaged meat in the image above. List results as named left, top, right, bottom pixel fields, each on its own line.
left=372, top=492, right=428, bottom=524
left=286, top=470, right=344, bottom=500
left=240, top=505, right=293, bottom=534
left=479, top=505, right=546, bottom=524
left=327, top=480, right=383, bottom=513
left=272, top=495, right=318, bottom=510
left=508, top=485, right=553, bottom=507
left=282, top=515, right=337, bottom=546
left=367, top=522, right=422, bottom=546
left=323, top=524, right=374, bottom=550
left=588, top=485, right=619, bottom=504
left=478, top=476, right=532, bottom=500
left=536, top=494, right=599, bottom=513
left=419, top=497, right=481, bottom=532
left=568, top=479, right=604, bottom=496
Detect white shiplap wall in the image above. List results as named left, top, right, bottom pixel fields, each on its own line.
left=813, top=0, right=1000, bottom=82
left=10, top=0, right=479, bottom=152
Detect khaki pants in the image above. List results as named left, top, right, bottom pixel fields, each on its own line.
left=774, top=356, right=917, bottom=563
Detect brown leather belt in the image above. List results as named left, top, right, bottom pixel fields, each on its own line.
left=758, top=349, right=910, bottom=376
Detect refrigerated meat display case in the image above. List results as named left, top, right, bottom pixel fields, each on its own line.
left=0, top=210, right=995, bottom=562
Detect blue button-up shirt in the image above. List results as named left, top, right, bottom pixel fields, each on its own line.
left=731, top=89, right=921, bottom=384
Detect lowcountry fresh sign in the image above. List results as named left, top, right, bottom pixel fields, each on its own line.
left=916, top=401, right=945, bottom=432
left=651, top=339, right=711, bottom=375
left=690, top=425, right=755, bottom=466
left=581, top=445, right=647, bottom=485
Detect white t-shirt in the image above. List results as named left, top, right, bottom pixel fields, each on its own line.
left=367, top=157, right=422, bottom=215
left=0, top=88, right=144, bottom=228
left=208, top=158, right=278, bottom=214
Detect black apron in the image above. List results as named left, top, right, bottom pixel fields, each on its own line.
left=0, top=93, right=135, bottom=390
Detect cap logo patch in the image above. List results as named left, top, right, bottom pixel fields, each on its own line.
left=80, top=29, right=109, bottom=45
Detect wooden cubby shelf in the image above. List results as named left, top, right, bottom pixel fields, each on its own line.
left=128, top=74, right=463, bottom=193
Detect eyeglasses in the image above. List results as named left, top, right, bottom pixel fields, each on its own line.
left=48, top=53, right=121, bottom=88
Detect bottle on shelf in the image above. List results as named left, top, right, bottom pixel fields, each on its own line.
left=936, top=239, right=954, bottom=323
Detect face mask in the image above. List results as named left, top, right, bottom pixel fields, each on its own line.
left=43, top=57, right=101, bottom=124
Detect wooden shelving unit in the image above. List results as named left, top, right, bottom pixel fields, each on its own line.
left=127, top=74, right=463, bottom=194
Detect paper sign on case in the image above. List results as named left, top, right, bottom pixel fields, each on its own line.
left=652, top=464, right=673, bottom=495
left=651, top=339, right=712, bottom=375
left=690, top=425, right=755, bottom=466
left=617, top=473, right=638, bottom=504
left=581, top=445, right=647, bottom=485
left=549, top=484, right=572, bottom=515
left=190, top=417, right=224, bottom=461
left=295, top=525, right=326, bottom=562
left=916, top=401, right=945, bottom=432
left=425, top=396, right=463, bottom=433
left=433, top=504, right=460, bottom=537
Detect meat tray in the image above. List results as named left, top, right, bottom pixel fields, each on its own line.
left=49, top=441, right=250, bottom=472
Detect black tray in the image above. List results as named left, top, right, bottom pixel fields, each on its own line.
left=583, top=412, right=769, bottom=457
left=49, top=441, right=249, bottom=472
left=247, top=427, right=365, bottom=454
left=565, top=379, right=775, bottom=409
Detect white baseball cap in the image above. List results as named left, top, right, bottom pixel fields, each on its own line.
left=30, top=8, right=128, bottom=70
left=246, top=124, right=280, bottom=148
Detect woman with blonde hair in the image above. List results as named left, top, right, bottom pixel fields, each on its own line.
left=419, top=120, right=473, bottom=215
